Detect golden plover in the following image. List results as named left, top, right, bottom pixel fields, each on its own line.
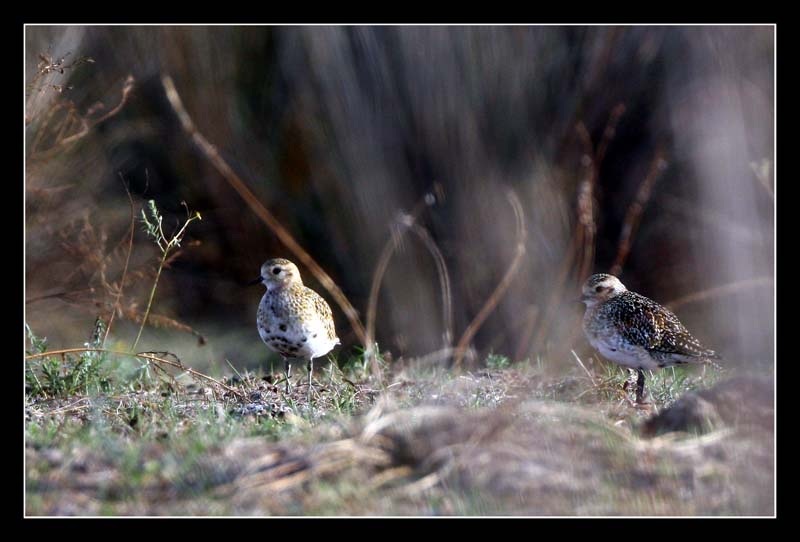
left=580, top=273, right=720, bottom=404
left=250, top=258, right=340, bottom=402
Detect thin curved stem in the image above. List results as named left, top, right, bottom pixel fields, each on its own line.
left=131, top=250, right=168, bottom=352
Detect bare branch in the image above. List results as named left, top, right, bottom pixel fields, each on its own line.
left=609, top=147, right=667, bottom=276
left=665, top=277, right=773, bottom=311
left=364, top=189, right=441, bottom=376
left=453, top=189, right=527, bottom=370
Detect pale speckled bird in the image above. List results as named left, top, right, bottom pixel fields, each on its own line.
left=250, top=258, right=340, bottom=401
left=580, top=273, right=720, bottom=403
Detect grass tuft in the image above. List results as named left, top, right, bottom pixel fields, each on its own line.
left=25, top=317, right=769, bottom=516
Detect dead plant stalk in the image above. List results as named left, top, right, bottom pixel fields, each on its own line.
left=453, top=189, right=527, bottom=370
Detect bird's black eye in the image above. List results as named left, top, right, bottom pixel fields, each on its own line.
left=272, top=267, right=281, bottom=275
left=595, top=285, right=604, bottom=293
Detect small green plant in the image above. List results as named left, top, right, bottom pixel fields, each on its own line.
left=486, top=353, right=511, bottom=370
left=339, top=345, right=387, bottom=382
left=25, top=321, right=112, bottom=397
left=25, top=323, right=48, bottom=354
left=132, top=200, right=201, bottom=351
left=583, top=360, right=718, bottom=407
left=323, top=362, right=360, bottom=414
left=647, top=365, right=720, bottom=407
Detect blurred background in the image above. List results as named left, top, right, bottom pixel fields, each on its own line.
left=25, top=25, right=774, bottom=376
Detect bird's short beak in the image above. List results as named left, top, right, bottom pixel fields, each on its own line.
left=247, top=276, right=263, bottom=286
left=575, top=295, right=587, bottom=304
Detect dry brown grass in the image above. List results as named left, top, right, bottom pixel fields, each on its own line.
left=25, top=202, right=206, bottom=345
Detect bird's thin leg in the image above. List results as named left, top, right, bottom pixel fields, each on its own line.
left=636, top=369, right=646, bottom=404
left=284, top=358, right=292, bottom=394
left=622, top=369, right=633, bottom=393
left=307, top=358, right=314, bottom=405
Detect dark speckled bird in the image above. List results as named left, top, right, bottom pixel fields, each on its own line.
left=580, top=273, right=720, bottom=403
left=251, top=258, right=339, bottom=401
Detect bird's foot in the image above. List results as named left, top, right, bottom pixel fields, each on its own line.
left=620, top=394, right=654, bottom=411
left=621, top=373, right=639, bottom=403
left=621, top=394, right=638, bottom=408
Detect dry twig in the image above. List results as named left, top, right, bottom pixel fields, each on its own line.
left=610, top=147, right=667, bottom=276
left=364, top=187, right=443, bottom=376
left=664, top=277, right=773, bottom=311
left=453, top=189, right=527, bottom=370
left=103, top=175, right=136, bottom=346
left=28, top=75, right=135, bottom=159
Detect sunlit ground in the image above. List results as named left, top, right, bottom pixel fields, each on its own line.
left=25, top=339, right=773, bottom=516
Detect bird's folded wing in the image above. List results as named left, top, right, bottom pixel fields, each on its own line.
left=618, top=294, right=717, bottom=359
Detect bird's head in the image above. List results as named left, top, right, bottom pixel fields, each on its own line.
left=249, top=258, right=303, bottom=291
left=580, top=273, right=627, bottom=307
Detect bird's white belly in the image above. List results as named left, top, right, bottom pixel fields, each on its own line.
left=589, top=337, right=659, bottom=370
left=258, top=319, right=336, bottom=360
left=302, top=320, right=338, bottom=359
left=306, top=337, right=337, bottom=360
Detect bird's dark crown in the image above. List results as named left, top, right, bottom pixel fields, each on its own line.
left=586, top=273, right=617, bottom=288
